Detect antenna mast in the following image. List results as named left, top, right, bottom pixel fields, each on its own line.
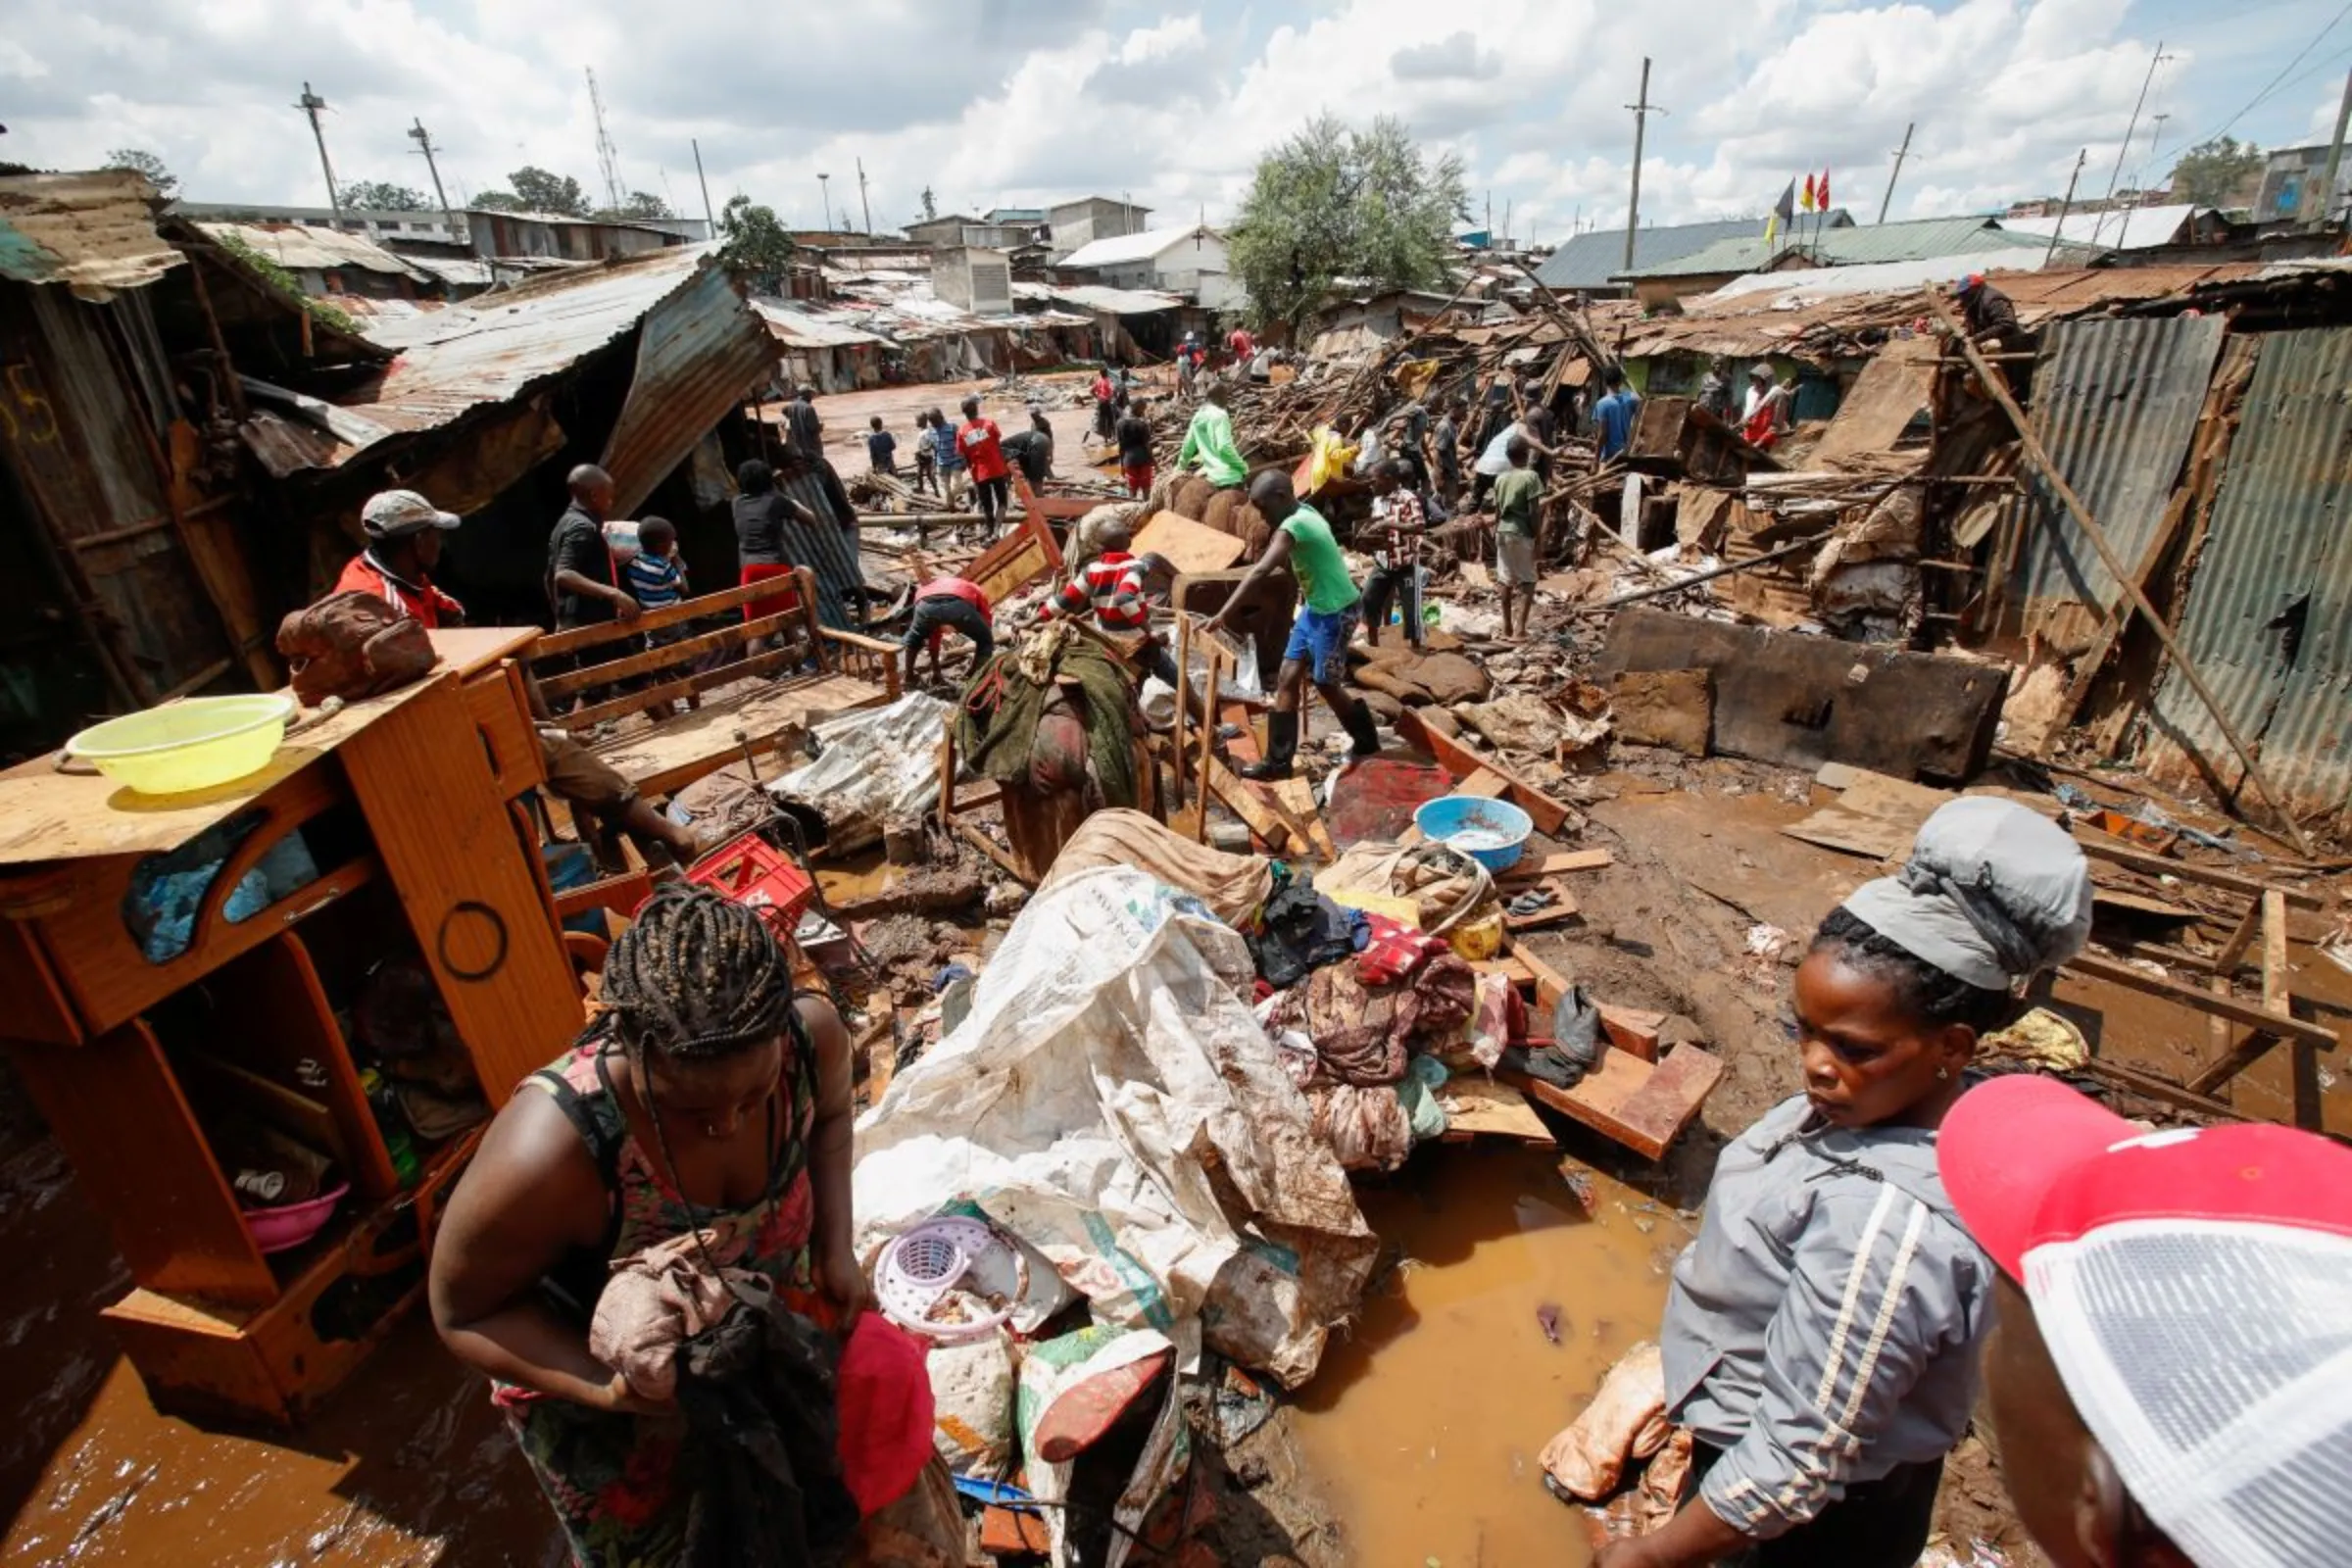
left=586, top=68, right=624, bottom=212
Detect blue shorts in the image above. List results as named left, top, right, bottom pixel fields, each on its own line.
left=1283, top=603, right=1361, bottom=684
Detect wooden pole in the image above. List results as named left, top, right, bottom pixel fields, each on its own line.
left=1930, top=297, right=2315, bottom=856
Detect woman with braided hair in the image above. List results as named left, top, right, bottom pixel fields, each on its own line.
left=430, top=887, right=866, bottom=1563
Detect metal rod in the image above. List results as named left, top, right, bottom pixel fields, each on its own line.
left=2045, top=149, right=2087, bottom=265
left=1571, top=538, right=1815, bottom=613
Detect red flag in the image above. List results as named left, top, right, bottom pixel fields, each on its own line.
left=1819, top=169, right=1832, bottom=210
left=1801, top=173, right=1817, bottom=212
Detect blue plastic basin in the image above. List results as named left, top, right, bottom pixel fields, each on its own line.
left=1413, top=795, right=1534, bottom=871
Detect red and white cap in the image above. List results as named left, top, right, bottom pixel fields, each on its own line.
left=1939, top=1074, right=2352, bottom=1568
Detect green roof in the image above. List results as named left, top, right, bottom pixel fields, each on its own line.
left=1617, top=217, right=2045, bottom=281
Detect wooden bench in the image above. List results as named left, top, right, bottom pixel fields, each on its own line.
left=530, top=568, right=902, bottom=800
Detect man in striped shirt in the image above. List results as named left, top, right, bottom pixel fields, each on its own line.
left=1037, top=523, right=1182, bottom=692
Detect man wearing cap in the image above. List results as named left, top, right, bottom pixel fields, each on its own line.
left=1940, top=1074, right=2352, bottom=1568
left=1595, top=797, right=2094, bottom=1568
left=1956, top=273, right=2031, bottom=396
left=337, top=490, right=466, bottom=628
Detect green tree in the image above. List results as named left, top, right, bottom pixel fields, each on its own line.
left=595, top=189, right=674, bottom=221
left=718, top=194, right=796, bottom=293
left=103, top=147, right=176, bottom=198
left=2170, top=136, right=2264, bottom=208
left=469, top=190, right=527, bottom=213
left=1229, top=116, right=1468, bottom=328
left=340, top=178, right=430, bottom=211
left=504, top=167, right=591, bottom=217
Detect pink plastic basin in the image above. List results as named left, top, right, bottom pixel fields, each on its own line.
left=246, top=1182, right=350, bottom=1254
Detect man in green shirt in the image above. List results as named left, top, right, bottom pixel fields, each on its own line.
left=1489, top=435, right=1544, bottom=641
left=1176, top=383, right=1249, bottom=489
left=1204, top=470, right=1382, bottom=780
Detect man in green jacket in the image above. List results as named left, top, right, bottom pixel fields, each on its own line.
left=1177, top=383, right=1248, bottom=489
left=1204, top=470, right=1382, bottom=780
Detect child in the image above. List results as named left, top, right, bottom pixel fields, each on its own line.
left=1362, top=459, right=1432, bottom=651
left=911, top=412, right=940, bottom=496
left=1116, top=397, right=1156, bottom=498
left=1488, top=437, right=1543, bottom=642
left=622, top=515, right=697, bottom=712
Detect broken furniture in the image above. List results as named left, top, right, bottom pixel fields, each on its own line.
left=0, top=629, right=581, bottom=1422
left=531, top=567, right=902, bottom=802
left=1007, top=468, right=1102, bottom=532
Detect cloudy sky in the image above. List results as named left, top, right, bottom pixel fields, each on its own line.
left=7, top=0, right=2350, bottom=240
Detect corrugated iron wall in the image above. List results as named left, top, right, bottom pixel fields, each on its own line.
left=2142, top=326, right=2352, bottom=827
left=599, top=258, right=772, bottom=517
left=2009, top=315, right=2227, bottom=643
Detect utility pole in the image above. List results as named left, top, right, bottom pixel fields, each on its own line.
left=2308, top=68, right=2352, bottom=227
left=1624, top=58, right=1667, bottom=272
left=1878, top=122, right=1914, bottom=224
left=2046, top=148, right=2088, bottom=264
left=857, top=158, right=873, bottom=237
left=407, top=118, right=454, bottom=233
left=818, top=172, right=833, bottom=232
left=2116, top=112, right=2171, bottom=249
left=295, top=82, right=342, bottom=225
left=2094, top=42, right=2170, bottom=247
left=586, top=68, right=624, bottom=212
left=691, top=138, right=715, bottom=231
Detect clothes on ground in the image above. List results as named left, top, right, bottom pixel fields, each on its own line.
left=958, top=417, right=1007, bottom=483
left=1269, top=947, right=1477, bottom=1086
left=1593, top=389, right=1642, bottom=462
left=783, top=399, right=823, bottom=460
left=1491, top=466, right=1543, bottom=538
left=1037, top=808, right=1274, bottom=926
left=999, top=428, right=1050, bottom=486
left=1302, top=1084, right=1414, bottom=1173
left=1279, top=503, right=1360, bottom=614
left=956, top=620, right=1141, bottom=809
left=1320, top=839, right=1493, bottom=936
left=905, top=593, right=994, bottom=663
left=1658, top=1093, right=1991, bottom=1544
left=1041, top=550, right=1150, bottom=632
left=1540, top=1341, right=1672, bottom=1500
left=1177, top=404, right=1248, bottom=487
left=865, top=429, right=898, bottom=471
left=495, top=1023, right=818, bottom=1565
left=547, top=501, right=616, bottom=625
left=1250, top=878, right=1367, bottom=991
left=1285, top=604, right=1360, bottom=684
left=1356, top=913, right=1449, bottom=986
left=335, top=551, right=465, bottom=629
left=625, top=551, right=687, bottom=610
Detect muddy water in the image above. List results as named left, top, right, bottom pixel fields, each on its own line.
left=1290, top=1144, right=1693, bottom=1568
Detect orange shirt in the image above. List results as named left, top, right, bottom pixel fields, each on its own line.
left=335, top=552, right=465, bottom=628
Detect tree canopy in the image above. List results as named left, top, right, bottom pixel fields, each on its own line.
left=472, top=167, right=591, bottom=217
left=595, top=190, right=674, bottom=221
left=718, top=194, right=796, bottom=293
left=103, top=148, right=176, bottom=198
left=1229, top=116, right=1467, bottom=328
left=2170, top=137, right=2264, bottom=209
left=341, top=179, right=431, bottom=212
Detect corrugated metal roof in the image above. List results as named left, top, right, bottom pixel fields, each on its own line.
left=1534, top=216, right=1806, bottom=291
left=2143, top=327, right=2352, bottom=824
left=1058, top=225, right=1214, bottom=270
left=339, top=245, right=728, bottom=437
left=404, top=254, right=494, bottom=288
left=0, top=170, right=184, bottom=299
left=2009, top=315, right=2227, bottom=631
left=599, top=258, right=775, bottom=515
left=1047, top=284, right=1184, bottom=316
left=1621, top=218, right=2043, bottom=280
left=751, top=299, right=886, bottom=348
left=1707, top=248, right=2063, bottom=304
left=194, top=220, right=429, bottom=279
left=324, top=294, right=454, bottom=349
left=1995, top=204, right=2204, bottom=251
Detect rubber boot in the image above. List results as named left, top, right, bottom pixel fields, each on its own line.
left=1239, top=710, right=1298, bottom=781
left=1341, top=700, right=1384, bottom=760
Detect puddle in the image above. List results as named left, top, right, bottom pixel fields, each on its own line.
left=1289, top=1143, right=1690, bottom=1567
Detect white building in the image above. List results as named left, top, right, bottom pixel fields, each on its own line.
left=1048, top=196, right=1151, bottom=259
left=932, top=246, right=1014, bottom=317
left=1056, top=225, right=1241, bottom=308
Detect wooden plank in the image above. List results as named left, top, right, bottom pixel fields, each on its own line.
left=1505, top=849, right=1614, bottom=878
left=238, top=932, right=401, bottom=1201
left=1501, top=1044, right=1724, bottom=1161
left=430, top=626, right=546, bottom=679
left=1134, top=510, right=1249, bottom=575
left=1598, top=1004, right=1667, bottom=1062
left=1437, top=1074, right=1555, bottom=1144
left=969, top=509, right=1067, bottom=609
left=532, top=577, right=784, bottom=661
left=588, top=672, right=889, bottom=800
left=8, top=1020, right=279, bottom=1305
left=2082, top=1058, right=2244, bottom=1122
left=953, top=818, right=1030, bottom=885
left=1507, top=939, right=1575, bottom=1012
left=1205, top=757, right=1300, bottom=855
left=177, top=1048, right=348, bottom=1171
left=1270, top=777, right=1339, bottom=860
left=2072, top=834, right=2323, bottom=909
left=2063, top=952, right=2337, bottom=1052
left=557, top=647, right=800, bottom=733
left=2265, top=889, right=2325, bottom=1133
left=335, top=676, right=583, bottom=1105
left=1394, top=708, right=1575, bottom=835
left=539, top=610, right=803, bottom=702
left=1504, top=879, right=1580, bottom=932
left=1475, top=953, right=1540, bottom=989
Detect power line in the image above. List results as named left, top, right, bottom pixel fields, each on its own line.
left=2193, top=0, right=2352, bottom=147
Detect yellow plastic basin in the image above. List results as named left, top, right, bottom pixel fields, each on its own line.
left=66, top=693, right=298, bottom=795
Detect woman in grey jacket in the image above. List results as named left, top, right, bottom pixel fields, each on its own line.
left=1597, top=798, right=2093, bottom=1568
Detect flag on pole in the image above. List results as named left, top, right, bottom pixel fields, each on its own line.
left=1801, top=173, right=1817, bottom=212
left=1767, top=179, right=1795, bottom=248
left=1819, top=169, right=1832, bottom=211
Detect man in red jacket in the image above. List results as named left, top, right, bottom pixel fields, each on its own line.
left=335, top=489, right=467, bottom=627
left=957, top=395, right=1010, bottom=538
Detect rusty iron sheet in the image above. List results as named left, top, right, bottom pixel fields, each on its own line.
left=0, top=171, right=184, bottom=300
left=2007, top=314, right=2227, bottom=641
left=600, top=261, right=771, bottom=516
left=2142, top=325, right=2352, bottom=828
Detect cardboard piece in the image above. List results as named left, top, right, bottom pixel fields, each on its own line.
left=1134, top=510, right=1250, bottom=575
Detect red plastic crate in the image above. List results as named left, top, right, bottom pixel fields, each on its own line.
left=685, top=830, right=817, bottom=931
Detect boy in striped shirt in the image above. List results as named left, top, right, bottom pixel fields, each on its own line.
left=622, top=516, right=688, bottom=611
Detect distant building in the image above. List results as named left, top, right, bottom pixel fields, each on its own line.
left=172, top=199, right=470, bottom=247
left=1048, top=197, right=1152, bottom=259
left=1055, top=225, right=1238, bottom=307
left=1533, top=215, right=1838, bottom=299
left=932, top=246, right=1014, bottom=317
left=2255, top=145, right=2352, bottom=223
left=904, top=213, right=1045, bottom=250
left=1614, top=216, right=2050, bottom=303
left=185, top=220, right=438, bottom=300
left=1995, top=205, right=2226, bottom=253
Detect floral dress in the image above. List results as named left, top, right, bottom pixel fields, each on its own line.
left=491, top=1013, right=817, bottom=1567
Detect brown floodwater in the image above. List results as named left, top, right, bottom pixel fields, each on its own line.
left=1289, top=1144, right=1692, bottom=1568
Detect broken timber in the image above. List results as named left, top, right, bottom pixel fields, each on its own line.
left=1394, top=708, right=1578, bottom=835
